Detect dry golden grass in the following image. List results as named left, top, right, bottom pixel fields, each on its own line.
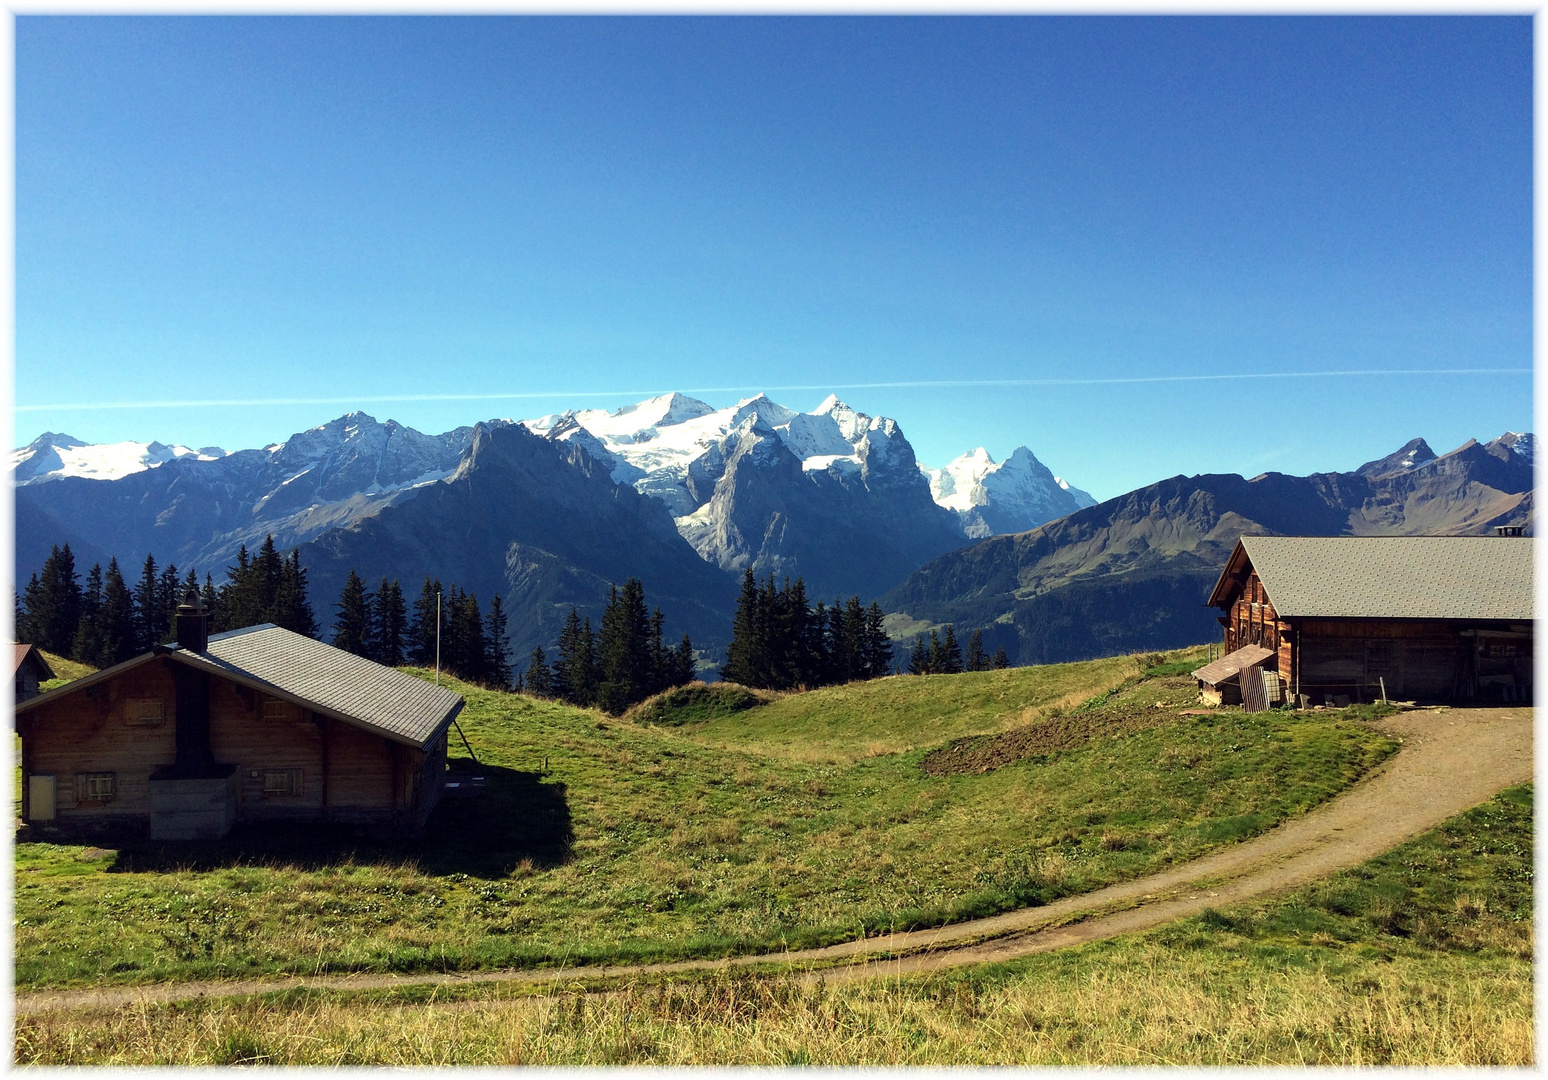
left=16, top=948, right=1531, bottom=1066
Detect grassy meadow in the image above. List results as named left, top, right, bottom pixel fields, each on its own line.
left=17, top=784, right=1532, bottom=1065
left=14, top=644, right=1402, bottom=990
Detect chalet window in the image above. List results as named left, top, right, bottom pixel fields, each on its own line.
left=125, top=698, right=165, bottom=726
left=263, top=769, right=303, bottom=797
left=76, top=772, right=116, bottom=803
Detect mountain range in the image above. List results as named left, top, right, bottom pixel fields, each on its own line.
left=881, top=432, right=1534, bottom=665
left=14, top=395, right=1090, bottom=660
left=12, top=399, right=1533, bottom=669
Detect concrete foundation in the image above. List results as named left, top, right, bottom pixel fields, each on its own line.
left=148, top=770, right=238, bottom=841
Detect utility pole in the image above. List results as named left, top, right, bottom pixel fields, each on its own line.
left=435, top=590, right=442, bottom=686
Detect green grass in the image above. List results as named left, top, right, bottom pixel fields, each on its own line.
left=14, top=645, right=1397, bottom=990
left=37, top=648, right=95, bottom=691
left=623, top=681, right=773, bottom=726
left=15, top=786, right=1531, bottom=1065
left=680, top=650, right=1159, bottom=761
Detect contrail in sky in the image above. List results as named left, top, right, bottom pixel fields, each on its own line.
left=14, top=367, right=1531, bottom=412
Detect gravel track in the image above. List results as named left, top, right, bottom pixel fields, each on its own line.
left=17, top=705, right=1531, bottom=1016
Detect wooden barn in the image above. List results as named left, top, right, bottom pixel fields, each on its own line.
left=1197, top=535, right=1533, bottom=708
left=14, top=589, right=464, bottom=840
left=14, top=643, right=56, bottom=704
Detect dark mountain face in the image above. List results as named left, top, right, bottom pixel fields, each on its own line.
left=297, top=423, right=738, bottom=660
left=880, top=435, right=1534, bottom=666
left=14, top=413, right=485, bottom=581
left=676, top=421, right=966, bottom=601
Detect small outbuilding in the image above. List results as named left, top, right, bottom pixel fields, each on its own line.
left=14, top=643, right=56, bottom=704
left=1199, top=535, right=1533, bottom=707
left=14, top=589, right=464, bottom=840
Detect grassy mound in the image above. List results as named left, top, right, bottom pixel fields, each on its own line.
left=14, top=645, right=1396, bottom=990
left=624, top=682, right=773, bottom=726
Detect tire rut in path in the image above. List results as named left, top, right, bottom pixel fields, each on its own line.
left=17, top=706, right=1532, bottom=1015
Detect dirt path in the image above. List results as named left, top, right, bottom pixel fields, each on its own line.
left=17, top=706, right=1531, bottom=1016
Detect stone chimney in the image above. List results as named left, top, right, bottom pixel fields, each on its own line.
left=176, top=586, right=209, bottom=653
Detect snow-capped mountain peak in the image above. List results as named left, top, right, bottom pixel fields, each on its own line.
left=11, top=432, right=228, bottom=486
left=922, top=445, right=1097, bottom=538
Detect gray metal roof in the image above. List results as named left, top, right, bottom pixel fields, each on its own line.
left=1191, top=644, right=1274, bottom=687
left=1230, top=536, right=1534, bottom=620
left=179, top=625, right=463, bottom=748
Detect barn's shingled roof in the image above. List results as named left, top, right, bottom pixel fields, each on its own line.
left=14, top=624, right=462, bottom=749
left=1207, top=536, right=1534, bottom=620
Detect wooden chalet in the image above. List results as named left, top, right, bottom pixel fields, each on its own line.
left=14, top=643, right=56, bottom=704
left=14, top=589, right=464, bottom=840
left=1198, top=535, right=1533, bottom=708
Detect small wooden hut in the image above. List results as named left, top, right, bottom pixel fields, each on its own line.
left=14, top=589, right=464, bottom=840
left=13, top=643, right=56, bottom=704
left=1199, top=535, right=1533, bottom=707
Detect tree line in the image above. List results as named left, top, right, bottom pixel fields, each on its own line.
left=720, top=571, right=895, bottom=690
left=521, top=578, right=696, bottom=715
left=906, top=625, right=1008, bottom=674
left=16, top=538, right=318, bottom=669
left=327, top=571, right=512, bottom=689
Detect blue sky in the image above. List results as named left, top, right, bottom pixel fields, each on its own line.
left=15, top=16, right=1532, bottom=500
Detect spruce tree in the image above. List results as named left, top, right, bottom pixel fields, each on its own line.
left=908, top=634, right=928, bottom=675
left=371, top=578, right=408, bottom=666
left=156, top=562, right=181, bottom=645
left=485, top=594, right=512, bottom=687
left=926, top=630, right=944, bottom=674
left=992, top=645, right=1010, bottom=669
left=721, top=570, right=763, bottom=687
left=966, top=628, right=986, bottom=672
left=97, top=559, right=137, bottom=666
left=201, top=573, right=220, bottom=627
left=72, top=564, right=104, bottom=664
left=673, top=633, right=696, bottom=686
left=133, top=554, right=162, bottom=653
left=271, top=550, right=319, bottom=637
left=556, top=611, right=597, bottom=707
left=332, top=570, right=372, bottom=657
left=597, top=579, right=652, bottom=714
left=862, top=603, right=894, bottom=679
left=409, top=577, right=441, bottom=665
left=25, top=545, right=83, bottom=655
left=524, top=647, right=553, bottom=697
left=940, top=624, right=964, bottom=675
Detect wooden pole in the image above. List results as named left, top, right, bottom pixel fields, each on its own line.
left=435, top=590, right=442, bottom=686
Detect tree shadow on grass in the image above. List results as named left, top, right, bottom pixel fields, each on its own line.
left=101, top=762, right=571, bottom=879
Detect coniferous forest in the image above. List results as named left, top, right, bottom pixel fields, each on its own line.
left=720, top=570, right=895, bottom=691
left=16, top=538, right=318, bottom=670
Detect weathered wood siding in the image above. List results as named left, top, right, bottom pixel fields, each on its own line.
left=20, top=661, right=443, bottom=833
left=1223, top=572, right=1280, bottom=656
left=18, top=658, right=179, bottom=828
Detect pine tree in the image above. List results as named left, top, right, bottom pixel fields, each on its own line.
left=992, top=645, right=1010, bottom=669
left=156, top=562, right=181, bottom=645
left=24, top=545, right=82, bottom=655
left=862, top=603, right=894, bottom=679
left=721, top=570, right=764, bottom=687
left=524, top=647, right=553, bottom=697
left=485, top=594, right=512, bottom=687
left=273, top=550, right=319, bottom=637
left=596, top=579, right=652, bottom=714
left=908, top=634, right=928, bottom=675
left=967, top=628, right=986, bottom=672
left=555, top=609, right=597, bottom=707
left=72, top=564, right=104, bottom=664
left=97, top=558, right=137, bottom=666
left=673, top=633, right=696, bottom=686
left=132, top=554, right=161, bottom=653
left=926, top=630, right=945, bottom=675
left=409, top=578, right=441, bottom=666
left=371, top=578, right=408, bottom=666
left=939, top=624, right=964, bottom=675
left=332, top=570, right=373, bottom=657
left=201, top=574, right=220, bottom=627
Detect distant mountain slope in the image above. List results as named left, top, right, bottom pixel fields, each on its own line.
left=14, top=413, right=486, bottom=579
left=880, top=433, right=1534, bottom=666
left=298, top=422, right=737, bottom=659
left=11, top=432, right=227, bottom=485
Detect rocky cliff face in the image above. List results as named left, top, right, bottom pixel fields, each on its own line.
left=881, top=434, right=1535, bottom=666
left=527, top=393, right=969, bottom=600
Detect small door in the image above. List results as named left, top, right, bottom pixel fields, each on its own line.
left=28, top=775, right=56, bottom=822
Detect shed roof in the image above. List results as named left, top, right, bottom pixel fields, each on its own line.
left=13, top=643, right=55, bottom=681
left=15, top=624, right=463, bottom=749
left=1206, top=536, right=1534, bottom=620
left=1191, top=644, right=1274, bottom=687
